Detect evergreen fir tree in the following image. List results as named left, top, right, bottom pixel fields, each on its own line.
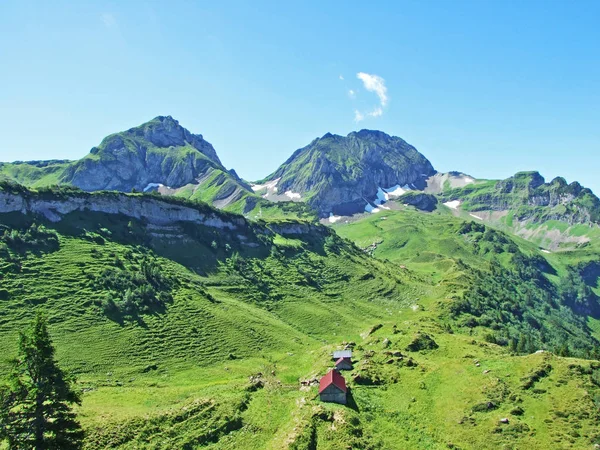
left=0, top=313, right=83, bottom=449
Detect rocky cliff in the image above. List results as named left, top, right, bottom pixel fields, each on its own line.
left=0, top=184, right=328, bottom=245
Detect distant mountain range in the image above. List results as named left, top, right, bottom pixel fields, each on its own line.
left=1, top=115, right=598, bottom=237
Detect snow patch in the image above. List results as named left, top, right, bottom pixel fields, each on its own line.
left=384, top=184, right=411, bottom=198
left=379, top=205, right=391, bottom=210
left=143, top=183, right=164, bottom=192
left=469, top=213, right=483, bottom=220
left=284, top=190, right=301, bottom=200
left=541, top=249, right=551, bottom=254
left=375, top=187, right=387, bottom=205
left=464, top=177, right=475, bottom=184
left=444, top=200, right=461, bottom=210
left=365, top=203, right=380, bottom=213
left=251, top=178, right=280, bottom=192
left=328, top=213, right=342, bottom=224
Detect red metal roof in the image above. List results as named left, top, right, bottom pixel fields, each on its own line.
left=319, top=369, right=347, bottom=394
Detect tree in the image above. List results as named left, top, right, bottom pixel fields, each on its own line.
left=0, top=313, right=83, bottom=449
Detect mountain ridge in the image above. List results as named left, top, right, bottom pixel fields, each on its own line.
left=2, top=116, right=599, bottom=237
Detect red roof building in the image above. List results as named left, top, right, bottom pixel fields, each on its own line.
left=319, top=369, right=347, bottom=405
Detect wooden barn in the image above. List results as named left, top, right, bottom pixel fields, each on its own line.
left=335, top=356, right=353, bottom=371
left=319, top=370, right=347, bottom=405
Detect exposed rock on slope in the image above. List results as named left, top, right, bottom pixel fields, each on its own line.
left=0, top=184, right=327, bottom=244
left=397, top=192, right=439, bottom=212
left=0, top=187, right=244, bottom=230
left=260, top=130, right=436, bottom=217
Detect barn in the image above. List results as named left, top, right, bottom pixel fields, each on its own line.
left=335, top=356, right=353, bottom=371
left=319, top=370, right=347, bottom=405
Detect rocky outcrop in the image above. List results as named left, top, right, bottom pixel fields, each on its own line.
left=263, top=130, right=436, bottom=217
left=0, top=187, right=329, bottom=239
left=397, top=192, right=438, bottom=212
left=0, top=189, right=244, bottom=230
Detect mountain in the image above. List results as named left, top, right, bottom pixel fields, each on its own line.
left=65, top=115, right=237, bottom=192
left=257, top=130, right=436, bottom=217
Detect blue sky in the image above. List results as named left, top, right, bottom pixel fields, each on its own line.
left=0, top=0, right=598, bottom=192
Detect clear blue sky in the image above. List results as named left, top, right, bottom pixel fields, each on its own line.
left=1, top=1, right=598, bottom=192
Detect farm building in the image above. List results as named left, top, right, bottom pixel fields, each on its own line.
left=319, top=370, right=347, bottom=405
left=335, top=357, right=353, bottom=370
left=332, top=350, right=352, bottom=360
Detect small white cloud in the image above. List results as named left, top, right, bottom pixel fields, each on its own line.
left=351, top=72, right=389, bottom=121
left=357, top=72, right=388, bottom=106
left=339, top=75, right=344, bottom=80
left=369, top=107, right=383, bottom=117
left=101, top=13, right=117, bottom=28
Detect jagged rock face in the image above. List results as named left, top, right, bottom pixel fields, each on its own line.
left=265, top=130, right=436, bottom=217
left=62, top=116, right=228, bottom=192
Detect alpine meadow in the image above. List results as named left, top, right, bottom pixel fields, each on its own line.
left=1, top=1, right=600, bottom=449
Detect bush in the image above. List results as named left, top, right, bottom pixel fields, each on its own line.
left=93, top=256, right=174, bottom=318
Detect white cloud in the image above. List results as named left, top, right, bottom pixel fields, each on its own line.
left=357, top=72, right=388, bottom=106
left=339, top=75, right=344, bottom=80
left=369, top=107, right=383, bottom=117
left=101, top=13, right=117, bottom=28
left=352, top=72, right=389, bottom=122
left=354, top=107, right=383, bottom=122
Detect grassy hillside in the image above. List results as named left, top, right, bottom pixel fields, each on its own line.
left=333, top=207, right=600, bottom=358
left=1, top=187, right=600, bottom=448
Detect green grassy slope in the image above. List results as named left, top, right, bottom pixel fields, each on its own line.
left=333, top=208, right=600, bottom=357
left=1, top=187, right=600, bottom=449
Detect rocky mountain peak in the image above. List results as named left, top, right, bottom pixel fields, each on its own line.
left=264, top=130, right=436, bottom=216
left=112, top=116, right=222, bottom=164
left=348, top=129, right=391, bottom=140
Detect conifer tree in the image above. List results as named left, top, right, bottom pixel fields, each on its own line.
left=0, top=313, right=83, bottom=449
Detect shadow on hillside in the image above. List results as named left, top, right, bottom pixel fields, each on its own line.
left=345, top=390, right=360, bottom=413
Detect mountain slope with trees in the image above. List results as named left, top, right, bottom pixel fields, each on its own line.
left=0, top=183, right=600, bottom=448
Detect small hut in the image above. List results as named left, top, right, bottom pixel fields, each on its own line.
left=335, top=356, right=353, bottom=371
left=319, top=370, right=347, bottom=405
left=332, top=350, right=352, bottom=360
